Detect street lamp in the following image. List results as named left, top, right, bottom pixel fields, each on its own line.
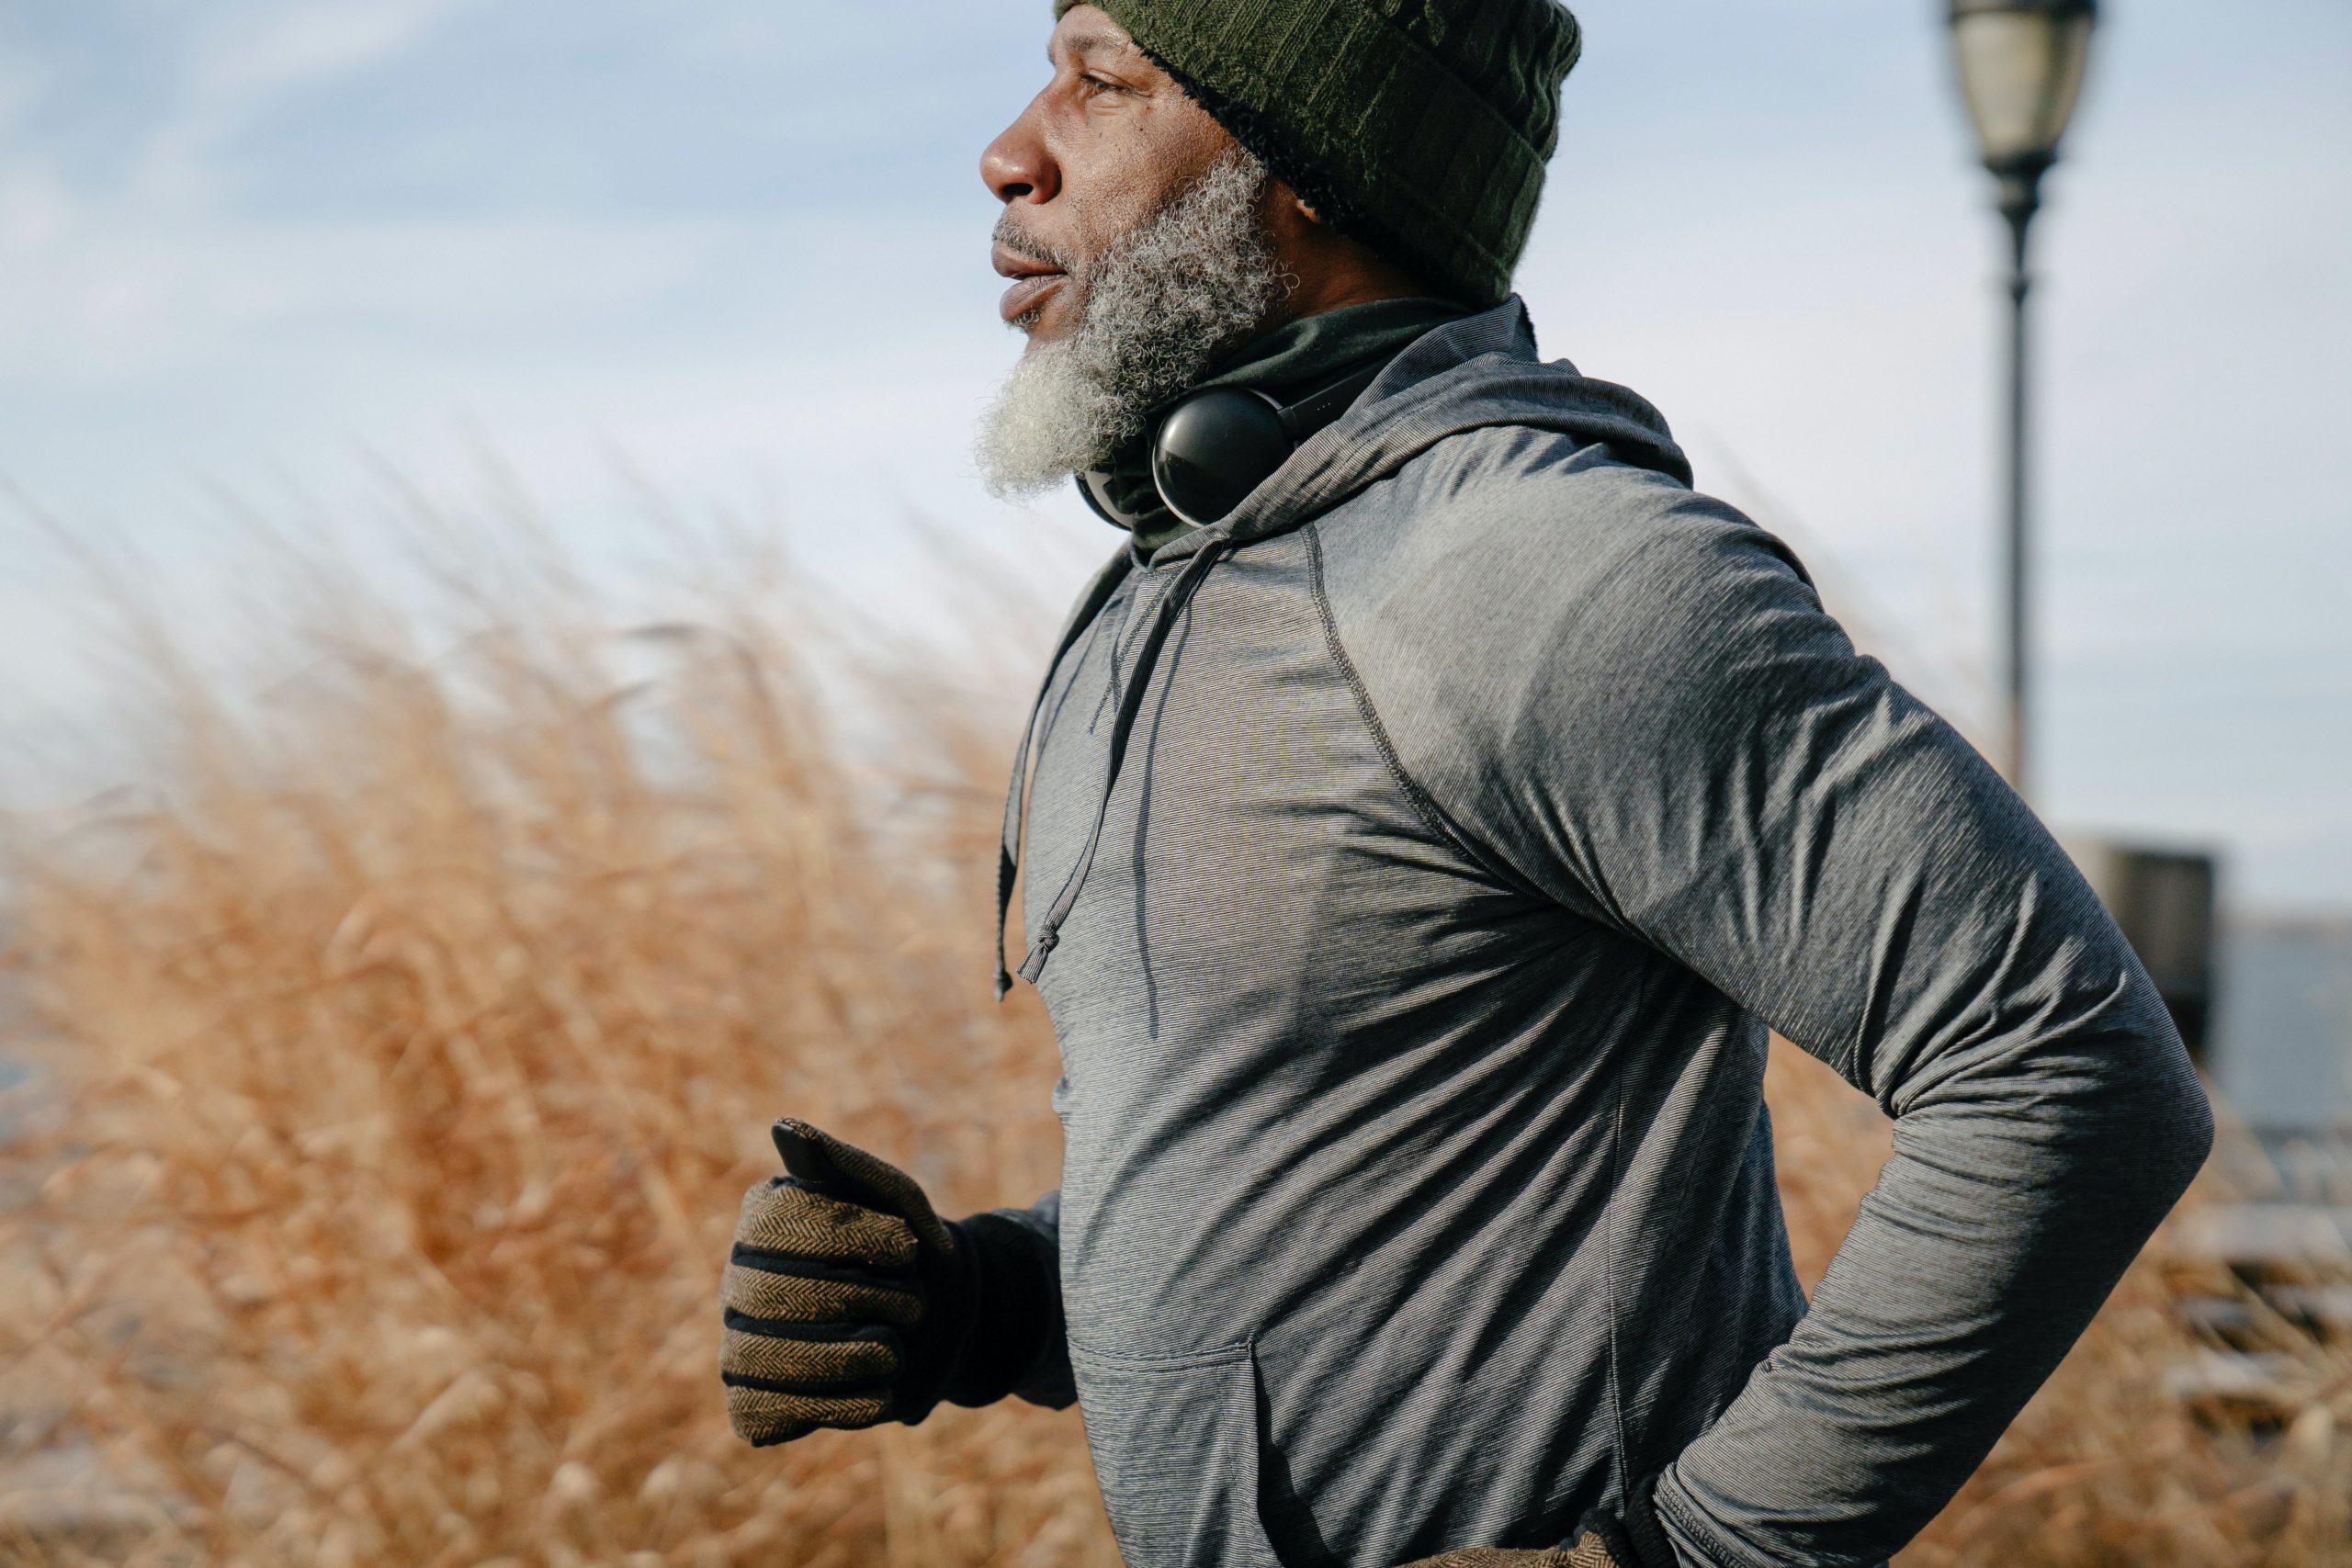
left=1947, top=0, right=2098, bottom=798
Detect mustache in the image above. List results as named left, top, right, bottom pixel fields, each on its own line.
left=993, top=212, right=1081, bottom=276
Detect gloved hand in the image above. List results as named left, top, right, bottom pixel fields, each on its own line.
left=720, top=1117, right=980, bottom=1446
left=1393, top=1540, right=1615, bottom=1568
left=1392, top=1523, right=1656, bottom=1568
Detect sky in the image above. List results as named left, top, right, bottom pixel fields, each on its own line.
left=1, top=0, right=2347, bottom=911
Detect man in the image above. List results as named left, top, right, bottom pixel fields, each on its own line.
left=718, top=5, right=2215, bottom=1566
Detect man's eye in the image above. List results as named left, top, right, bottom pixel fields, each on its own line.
left=1079, top=73, right=1128, bottom=97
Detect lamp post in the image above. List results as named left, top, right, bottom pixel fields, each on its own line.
left=1947, top=0, right=2098, bottom=799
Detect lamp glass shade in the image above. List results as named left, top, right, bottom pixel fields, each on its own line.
left=1951, top=8, right=2095, bottom=168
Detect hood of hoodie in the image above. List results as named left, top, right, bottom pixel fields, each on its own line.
left=993, top=289, right=1696, bottom=998
left=1151, top=288, right=1692, bottom=562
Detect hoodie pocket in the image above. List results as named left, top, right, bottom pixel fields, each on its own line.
left=1068, top=1335, right=1288, bottom=1568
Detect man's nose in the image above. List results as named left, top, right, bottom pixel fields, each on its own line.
left=980, top=100, right=1058, bottom=206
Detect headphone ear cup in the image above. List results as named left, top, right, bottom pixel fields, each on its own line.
left=1150, top=388, right=1296, bottom=530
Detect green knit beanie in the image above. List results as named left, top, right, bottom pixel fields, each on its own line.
left=1049, top=0, right=1583, bottom=308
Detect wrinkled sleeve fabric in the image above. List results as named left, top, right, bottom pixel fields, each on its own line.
left=1425, top=498, right=2213, bottom=1566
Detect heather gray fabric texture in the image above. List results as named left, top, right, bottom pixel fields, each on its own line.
left=988, top=295, right=2213, bottom=1567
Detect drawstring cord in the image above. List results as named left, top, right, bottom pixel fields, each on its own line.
left=993, top=531, right=1237, bottom=999
left=992, top=558, right=1132, bottom=1001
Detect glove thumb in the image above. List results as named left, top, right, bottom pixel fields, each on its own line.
left=771, top=1117, right=956, bottom=1256
left=771, top=1118, right=852, bottom=1192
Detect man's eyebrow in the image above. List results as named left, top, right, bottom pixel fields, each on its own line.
left=1051, top=28, right=1147, bottom=65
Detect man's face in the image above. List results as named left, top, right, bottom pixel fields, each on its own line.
left=969, top=7, right=1293, bottom=500
left=979, top=6, right=1243, bottom=349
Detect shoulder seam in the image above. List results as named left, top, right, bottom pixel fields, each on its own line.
left=1302, top=519, right=1533, bottom=897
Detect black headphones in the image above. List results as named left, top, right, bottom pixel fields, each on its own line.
left=1076, top=355, right=1391, bottom=533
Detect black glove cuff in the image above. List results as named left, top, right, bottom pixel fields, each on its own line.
left=937, top=1211, right=1065, bottom=1410
left=883, top=1209, right=1066, bottom=1425
left=1573, top=1471, right=1678, bottom=1568
left=879, top=1211, right=982, bottom=1428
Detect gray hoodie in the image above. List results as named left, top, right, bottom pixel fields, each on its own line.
left=984, top=294, right=2212, bottom=1568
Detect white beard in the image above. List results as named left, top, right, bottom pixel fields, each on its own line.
left=973, top=145, right=1291, bottom=500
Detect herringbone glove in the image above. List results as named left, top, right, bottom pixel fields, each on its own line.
left=720, top=1118, right=978, bottom=1446
left=1393, top=1539, right=1618, bottom=1568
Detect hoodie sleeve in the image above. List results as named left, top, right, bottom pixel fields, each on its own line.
left=1416, top=497, right=2212, bottom=1566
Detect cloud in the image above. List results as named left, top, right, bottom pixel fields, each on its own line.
left=191, top=0, right=482, bottom=102
left=129, top=0, right=488, bottom=213
left=0, top=0, right=530, bottom=380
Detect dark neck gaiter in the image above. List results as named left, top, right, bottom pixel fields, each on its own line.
left=1089, top=294, right=1479, bottom=562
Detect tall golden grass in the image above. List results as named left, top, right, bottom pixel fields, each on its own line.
left=0, top=501, right=2343, bottom=1565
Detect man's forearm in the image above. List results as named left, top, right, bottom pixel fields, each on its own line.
left=1641, top=986, right=2212, bottom=1566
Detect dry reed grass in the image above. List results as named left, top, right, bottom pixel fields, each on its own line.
left=0, top=502, right=2342, bottom=1565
